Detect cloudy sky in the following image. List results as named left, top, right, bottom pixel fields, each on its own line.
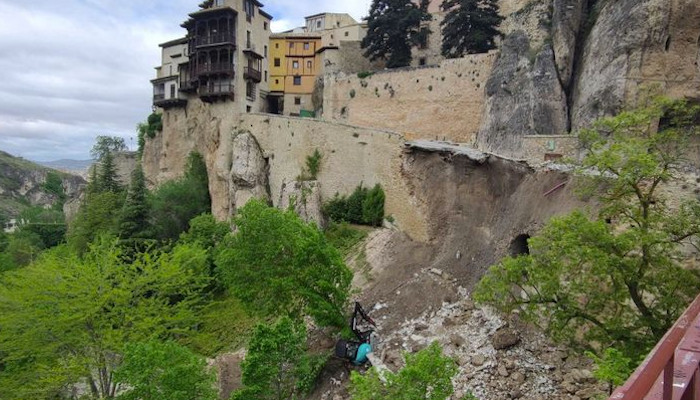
left=0, top=0, right=371, bottom=162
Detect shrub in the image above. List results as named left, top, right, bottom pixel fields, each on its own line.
left=322, top=184, right=385, bottom=226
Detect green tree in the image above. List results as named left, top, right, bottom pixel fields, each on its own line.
left=0, top=239, right=210, bottom=399
left=586, top=348, right=635, bottom=395
left=98, top=150, right=122, bottom=193
left=150, top=152, right=211, bottom=240
left=137, top=112, right=163, bottom=154
left=67, top=190, right=124, bottom=253
left=362, top=184, right=385, bottom=226
left=350, top=342, right=458, bottom=400
left=43, top=170, right=66, bottom=208
left=114, top=340, right=217, bottom=400
left=215, top=200, right=352, bottom=328
left=1, top=230, right=44, bottom=269
left=231, top=317, right=326, bottom=400
left=473, top=98, right=700, bottom=360
left=362, top=0, right=432, bottom=68
left=91, top=135, right=128, bottom=160
left=119, top=163, right=150, bottom=239
left=441, top=0, right=504, bottom=58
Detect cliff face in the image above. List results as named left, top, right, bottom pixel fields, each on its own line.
left=478, top=0, right=700, bottom=156
left=0, top=151, right=86, bottom=218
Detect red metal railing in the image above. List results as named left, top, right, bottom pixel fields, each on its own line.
left=609, top=294, right=700, bottom=400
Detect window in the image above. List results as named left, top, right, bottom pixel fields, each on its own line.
left=289, top=42, right=294, bottom=49
left=275, top=79, right=279, bottom=84
left=274, top=58, right=281, bottom=67
left=292, top=60, right=299, bottom=69
left=246, top=81, right=256, bottom=99
left=316, top=20, right=321, bottom=28
left=264, top=21, right=268, bottom=30
left=344, top=31, right=349, bottom=37
left=275, top=43, right=279, bottom=49
left=170, top=84, right=176, bottom=98
left=214, top=0, right=224, bottom=5
left=246, top=31, right=251, bottom=48
left=264, top=71, right=267, bottom=82
left=303, top=42, right=310, bottom=50
left=293, top=76, right=301, bottom=85
left=264, top=45, right=268, bottom=57
left=419, top=57, right=426, bottom=66
left=244, top=0, right=255, bottom=21
left=294, top=97, right=301, bottom=105
left=306, top=60, right=312, bottom=69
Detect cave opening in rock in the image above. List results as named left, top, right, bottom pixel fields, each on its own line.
left=509, top=234, right=531, bottom=256
left=665, top=36, right=672, bottom=51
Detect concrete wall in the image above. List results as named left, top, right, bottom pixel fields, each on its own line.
left=322, top=52, right=496, bottom=143
left=521, top=135, right=579, bottom=165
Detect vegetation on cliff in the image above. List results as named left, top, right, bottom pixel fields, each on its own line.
left=441, top=0, right=503, bottom=58
left=362, top=0, right=432, bottom=68
left=474, top=98, right=700, bottom=362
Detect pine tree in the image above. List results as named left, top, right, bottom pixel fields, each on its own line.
left=119, top=163, right=150, bottom=239
left=98, top=151, right=122, bottom=193
left=361, top=0, right=432, bottom=68
left=441, top=0, right=503, bottom=58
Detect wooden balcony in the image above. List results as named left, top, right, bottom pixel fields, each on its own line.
left=196, top=32, right=236, bottom=47
left=153, top=94, right=187, bottom=108
left=244, top=66, right=261, bottom=83
left=198, top=82, right=234, bottom=101
left=179, top=80, right=197, bottom=92
left=196, top=62, right=234, bottom=76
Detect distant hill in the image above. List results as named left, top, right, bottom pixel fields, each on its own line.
left=0, top=151, right=86, bottom=220
left=36, top=159, right=93, bottom=176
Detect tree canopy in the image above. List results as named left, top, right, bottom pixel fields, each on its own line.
left=361, top=0, right=432, bottom=68
left=474, top=98, right=700, bottom=360
left=215, top=200, right=352, bottom=328
left=114, top=340, right=217, bottom=400
left=350, top=341, right=458, bottom=400
left=91, top=135, right=128, bottom=161
left=231, top=317, right=326, bottom=400
left=441, top=0, right=503, bottom=58
left=0, top=239, right=210, bottom=399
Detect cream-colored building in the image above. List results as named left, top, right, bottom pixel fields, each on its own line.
left=152, top=38, right=189, bottom=108
left=153, top=0, right=272, bottom=113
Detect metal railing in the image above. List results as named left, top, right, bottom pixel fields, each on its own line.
left=609, top=293, right=700, bottom=400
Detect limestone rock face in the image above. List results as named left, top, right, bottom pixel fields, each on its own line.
left=551, top=0, right=586, bottom=90
left=277, top=180, right=326, bottom=228
left=571, top=0, right=700, bottom=130
left=229, top=131, right=269, bottom=216
left=477, top=32, right=569, bottom=157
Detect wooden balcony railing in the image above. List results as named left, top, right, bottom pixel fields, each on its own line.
left=198, top=82, right=234, bottom=97
left=244, top=66, right=261, bottom=82
left=196, top=62, right=234, bottom=75
left=196, top=32, right=236, bottom=47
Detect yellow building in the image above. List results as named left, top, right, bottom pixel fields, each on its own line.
left=268, top=33, right=322, bottom=116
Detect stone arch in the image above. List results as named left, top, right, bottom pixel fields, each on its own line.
left=509, top=234, right=530, bottom=256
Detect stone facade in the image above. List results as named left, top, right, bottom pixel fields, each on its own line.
left=143, top=100, right=431, bottom=241
left=322, top=52, right=496, bottom=144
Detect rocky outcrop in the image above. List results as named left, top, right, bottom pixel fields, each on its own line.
left=0, top=151, right=86, bottom=218
left=570, top=0, right=700, bottom=130
left=551, top=0, right=587, bottom=90
left=277, top=180, right=325, bottom=228
left=229, top=132, right=270, bottom=216
left=477, top=32, right=569, bottom=157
